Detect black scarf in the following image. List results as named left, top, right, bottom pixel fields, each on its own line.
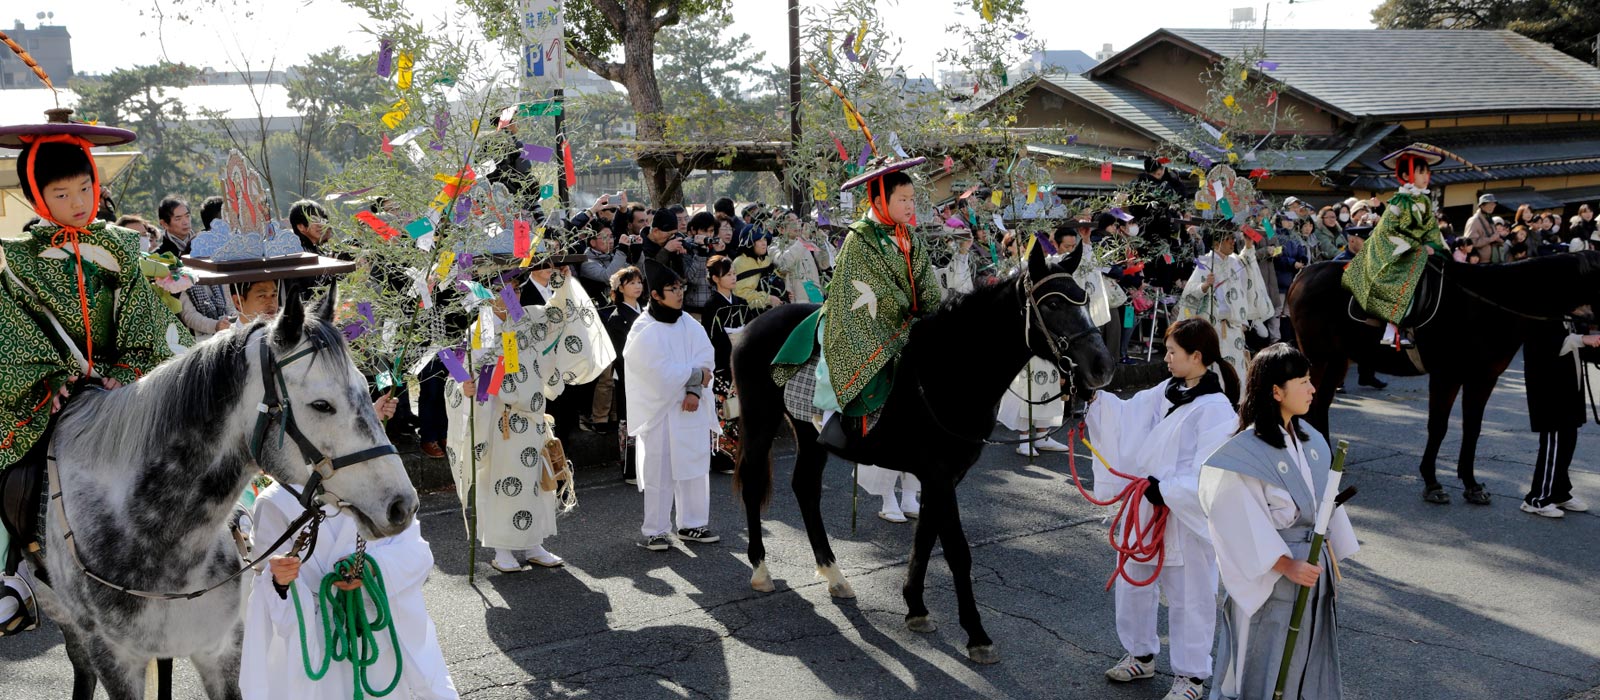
left=1164, top=370, right=1223, bottom=416
left=647, top=301, right=683, bottom=324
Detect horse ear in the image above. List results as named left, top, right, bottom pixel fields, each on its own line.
left=1028, top=235, right=1050, bottom=280
left=272, top=287, right=305, bottom=348
left=312, top=284, right=337, bottom=326
left=1060, top=236, right=1084, bottom=273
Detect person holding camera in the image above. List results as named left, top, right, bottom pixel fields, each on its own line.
left=732, top=227, right=786, bottom=309
left=640, top=208, right=689, bottom=294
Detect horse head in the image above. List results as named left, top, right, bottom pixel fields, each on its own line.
left=1023, top=242, right=1115, bottom=393
left=254, top=289, right=418, bottom=539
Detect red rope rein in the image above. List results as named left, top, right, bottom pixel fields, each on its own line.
left=1063, top=423, right=1168, bottom=590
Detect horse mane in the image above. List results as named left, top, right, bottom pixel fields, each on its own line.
left=55, top=316, right=350, bottom=469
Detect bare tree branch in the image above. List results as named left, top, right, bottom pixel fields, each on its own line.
left=591, top=0, right=628, bottom=33
left=651, top=0, right=683, bottom=33
left=567, top=40, right=625, bottom=83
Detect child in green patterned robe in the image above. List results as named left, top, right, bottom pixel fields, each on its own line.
left=0, top=132, right=188, bottom=634
left=1341, top=145, right=1449, bottom=346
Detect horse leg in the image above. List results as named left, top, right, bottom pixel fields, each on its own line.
left=1420, top=375, right=1463, bottom=503
left=789, top=418, right=852, bottom=599
left=58, top=624, right=100, bottom=700
left=938, top=493, right=997, bottom=664
left=903, top=480, right=946, bottom=634
left=156, top=658, right=173, bottom=700
left=738, top=399, right=781, bottom=593
left=77, top=633, right=146, bottom=700
left=190, top=627, right=244, bottom=700
left=1309, top=356, right=1348, bottom=438
left=1456, top=377, right=1497, bottom=504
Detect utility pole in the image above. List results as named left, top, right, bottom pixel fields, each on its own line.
left=788, top=0, right=804, bottom=214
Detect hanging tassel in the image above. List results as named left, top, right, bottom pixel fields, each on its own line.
left=0, top=31, right=54, bottom=92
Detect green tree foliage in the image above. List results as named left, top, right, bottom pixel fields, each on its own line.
left=1373, top=0, right=1600, bottom=63
left=657, top=22, right=767, bottom=103
left=71, top=63, right=223, bottom=214
left=287, top=47, right=387, bottom=164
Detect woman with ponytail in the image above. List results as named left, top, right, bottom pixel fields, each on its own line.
left=1085, top=317, right=1238, bottom=700
left=1198, top=343, right=1359, bottom=699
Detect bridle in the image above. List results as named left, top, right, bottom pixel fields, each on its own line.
left=248, top=334, right=397, bottom=511
left=44, top=330, right=396, bottom=601
left=913, top=265, right=1100, bottom=446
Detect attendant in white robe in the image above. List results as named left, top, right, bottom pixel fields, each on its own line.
left=1179, top=228, right=1275, bottom=379
left=855, top=464, right=921, bottom=523
left=242, top=484, right=457, bottom=700
left=1086, top=318, right=1240, bottom=700
left=447, top=268, right=614, bottom=572
left=1199, top=344, right=1359, bottom=700
left=625, top=261, right=721, bottom=550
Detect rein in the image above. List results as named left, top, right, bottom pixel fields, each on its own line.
left=46, top=332, right=397, bottom=601
left=1063, top=426, right=1168, bottom=589
left=911, top=270, right=1097, bottom=446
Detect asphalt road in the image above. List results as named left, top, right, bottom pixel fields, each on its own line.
left=4, top=357, right=1599, bottom=699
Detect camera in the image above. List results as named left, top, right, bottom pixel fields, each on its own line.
left=671, top=232, right=705, bottom=255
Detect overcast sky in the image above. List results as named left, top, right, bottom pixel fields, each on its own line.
left=23, top=0, right=1382, bottom=80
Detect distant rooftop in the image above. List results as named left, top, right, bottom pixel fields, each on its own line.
left=1093, top=28, right=1600, bottom=120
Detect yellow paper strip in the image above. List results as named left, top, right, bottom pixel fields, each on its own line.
left=502, top=332, right=520, bottom=373
left=990, top=189, right=1003, bottom=206
left=1026, top=182, right=1038, bottom=204
left=396, top=53, right=414, bottom=90
left=435, top=251, right=455, bottom=279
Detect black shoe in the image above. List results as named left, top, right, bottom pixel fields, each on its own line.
left=1357, top=376, right=1388, bottom=390
left=676, top=527, right=720, bottom=543
left=1335, top=385, right=1346, bottom=394
left=637, top=534, right=670, bottom=551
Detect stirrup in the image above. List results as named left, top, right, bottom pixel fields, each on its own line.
left=0, top=579, right=39, bottom=637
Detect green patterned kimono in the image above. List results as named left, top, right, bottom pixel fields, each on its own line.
left=812, top=217, right=942, bottom=415
left=0, top=222, right=188, bottom=470
left=1341, top=190, right=1446, bottom=324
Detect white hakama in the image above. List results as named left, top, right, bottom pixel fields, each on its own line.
left=624, top=308, right=720, bottom=537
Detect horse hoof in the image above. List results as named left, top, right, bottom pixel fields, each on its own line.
left=1423, top=486, right=1450, bottom=504
left=816, top=564, right=855, bottom=599
left=907, top=616, right=938, bottom=633
left=1464, top=484, right=1492, bottom=505
left=967, top=644, right=1001, bottom=665
left=751, top=563, right=776, bottom=593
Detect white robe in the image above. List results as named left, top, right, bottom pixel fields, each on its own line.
left=1086, top=379, right=1235, bottom=566
left=1178, top=248, right=1275, bottom=375
left=624, top=308, right=719, bottom=489
left=241, top=486, right=457, bottom=700
left=997, top=357, right=1064, bottom=431
left=446, top=272, right=615, bottom=550
left=1051, top=239, right=1112, bottom=327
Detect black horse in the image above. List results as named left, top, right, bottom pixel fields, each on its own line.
left=1287, top=252, right=1600, bottom=503
left=730, top=244, right=1115, bottom=665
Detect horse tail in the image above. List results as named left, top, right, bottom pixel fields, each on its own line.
left=730, top=306, right=812, bottom=511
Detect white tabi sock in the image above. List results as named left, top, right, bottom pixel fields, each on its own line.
left=880, top=496, right=903, bottom=518
left=0, top=576, right=25, bottom=622
left=492, top=548, right=521, bottom=569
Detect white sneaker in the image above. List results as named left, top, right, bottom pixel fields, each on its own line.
left=1163, top=676, right=1206, bottom=700
left=1521, top=502, right=1565, bottom=518
left=1556, top=497, right=1589, bottom=512
left=1033, top=436, right=1070, bottom=452
left=1104, top=653, right=1156, bottom=682
left=1016, top=443, right=1039, bottom=458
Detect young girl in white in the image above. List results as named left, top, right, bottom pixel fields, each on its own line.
left=1086, top=318, right=1240, bottom=700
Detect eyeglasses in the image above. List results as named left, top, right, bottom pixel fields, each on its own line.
left=659, top=284, right=685, bottom=294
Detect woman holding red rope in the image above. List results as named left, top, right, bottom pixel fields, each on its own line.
left=1084, top=318, right=1239, bottom=700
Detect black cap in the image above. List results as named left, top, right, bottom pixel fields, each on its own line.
left=642, top=257, right=683, bottom=293
left=651, top=208, right=679, bottom=233
left=1342, top=225, right=1374, bottom=239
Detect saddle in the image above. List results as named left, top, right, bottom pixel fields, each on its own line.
left=1347, top=256, right=1445, bottom=329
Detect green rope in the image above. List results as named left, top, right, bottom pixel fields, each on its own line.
left=290, top=552, right=404, bottom=699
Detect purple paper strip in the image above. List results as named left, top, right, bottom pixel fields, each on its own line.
left=377, top=39, right=393, bottom=78
left=438, top=348, right=471, bottom=382
left=457, top=252, right=475, bottom=271
left=1257, top=60, right=1279, bottom=71
left=1013, top=31, right=1028, bottom=40
left=1110, top=206, right=1133, bottom=222
left=475, top=364, right=492, bottom=403
left=817, top=212, right=830, bottom=227
left=1189, top=150, right=1214, bottom=169
left=842, top=31, right=858, bottom=63
left=357, top=301, right=375, bottom=325
left=341, top=322, right=367, bottom=341
left=433, top=110, right=449, bottom=138
left=522, top=143, right=555, bottom=163
left=1067, top=134, right=1078, bottom=145
left=453, top=196, right=472, bottom=225
left=986, top=157, right=999, bottom=173
left=500, top=284, right=524, bottom=321
left=855, top=143, right=871, bottom=167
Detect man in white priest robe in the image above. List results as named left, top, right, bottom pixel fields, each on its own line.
left=624, top=260, right=722, bottom=551
left=1178, top=227, right=1275, bottom=379
left=446, top=268, right=614, bottom=572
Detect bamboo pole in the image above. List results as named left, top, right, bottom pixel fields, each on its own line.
left=1272, top=439, right=1351, bottom=700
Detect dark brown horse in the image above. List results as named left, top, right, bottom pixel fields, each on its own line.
left=1287, top=252, right=1600, bottom=503
left=730, top=244, right=1115, bottom=664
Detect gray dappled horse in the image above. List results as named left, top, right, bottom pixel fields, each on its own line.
left=731, top=243, right=1115, bottom=664
left=30, top=291, right=417, bottom=699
